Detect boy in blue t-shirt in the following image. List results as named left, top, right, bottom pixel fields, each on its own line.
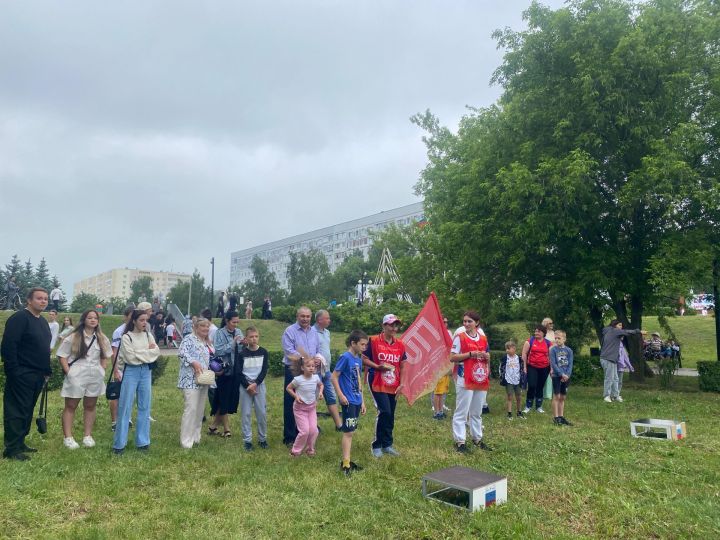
left=550, top=330, right=574, bottom=426
left=331, top=330, right=368, bottom=476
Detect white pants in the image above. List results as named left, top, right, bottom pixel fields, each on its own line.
left=452, top=377, right=486, bottom=443
left=180, top=386, right=209, bottom=449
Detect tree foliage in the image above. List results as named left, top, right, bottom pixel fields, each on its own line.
left=287, top=250, right=332, bottom=305
left=413, top=0, right=720, bottom=376
left=240, top=256, right=285, bottom=307
left=167, top=270, right=210, bottom=316
left=71, top=292, right=103, bottom=314
left=130, top=276, right=153, bottom=302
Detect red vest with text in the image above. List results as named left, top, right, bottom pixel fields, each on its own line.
left=454, top=332, right=490, bottom=391
left=369, top=335, right=405, bottom=394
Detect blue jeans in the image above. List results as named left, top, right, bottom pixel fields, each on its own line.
left=113, top=364, right=152, bottom=450
left=320, top=371, right=337, bottom=405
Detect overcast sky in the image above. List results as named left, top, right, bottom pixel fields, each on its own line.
left=0, top=0, right=565, bottom=296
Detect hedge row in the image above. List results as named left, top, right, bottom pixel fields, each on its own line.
left=697, top=361, right=720, bottom=392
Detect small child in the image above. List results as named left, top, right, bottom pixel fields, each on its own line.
left=286, top=356, right=324, bottom=457
left=331, top=330, right=368, bottom=476
left=499, top=341, right=526, bottom=420
left=432, top=371, right=451, bottom=419
left=166, top=321, right=177, bottom=348
left=550, top=330, right=574, bottom=426
left=237, top=326, right=269, bottom=451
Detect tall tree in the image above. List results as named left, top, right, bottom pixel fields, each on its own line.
left=167, top=270, right=210, bottom=316
left=129, top=276, right=154, bottom=302
left=71, top=292, right=103, bottom=313
left=414, top=0, right=719, bottom=378
left=240, top=255, right=285, bottom=307
left=34, top=258, right=52, bottom=292
left=286, top=250, right=332, bottom=305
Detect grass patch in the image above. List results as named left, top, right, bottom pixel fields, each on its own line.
left=1, top=359, right=719, bottom=539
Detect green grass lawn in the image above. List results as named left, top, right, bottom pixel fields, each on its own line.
left=1, top=359, right=718, bottom=539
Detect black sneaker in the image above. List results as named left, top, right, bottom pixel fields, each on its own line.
left=473, top=439, right=492, bottom=451
left=244, top=442, right=254, bottom=451
left=560, top=417, right=573, bottom=426
left=259, top=441, right=269, bottom=449
left=3, top=452, right=30, bottom=461
left=340, top=462, right=352, bottom=476
left=456, top=443, right=470, bottom=454
left=506, top=412, right=513, bottom=420
left=553, top=417, right=562, bottom=425
left=517, top=412, right=526, bottom=420
left=349, top=461, right=363, bottom=471
left=137, top=445, right=149, bottom=452
left=22, top=445, right=38, bottom=453
left=112, top=448, right=124, bottom=455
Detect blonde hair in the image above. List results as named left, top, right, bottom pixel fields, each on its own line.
left=555, top=330, right=566, bottom=338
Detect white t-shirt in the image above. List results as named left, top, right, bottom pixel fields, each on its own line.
left=291, top=374, right=321, bottom=405
left=209, top=323, right=218, bottom=342
left=50, top=288, right=63, bottom=301
left=166, top=323, right=176, bottom=337
left=453, top=326, right=486, bottom=339
left=504, top=354, right=521, bottom=386
left=112, top=324, right=126, bottom=349
left=49, top=321, right=60, bottom=349
left=451, top=331, right=482, bottom=353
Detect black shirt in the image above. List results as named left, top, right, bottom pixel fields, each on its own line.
left=1, top=309, right=52, bottom=375
left=235, top=346, right=269, bottom=388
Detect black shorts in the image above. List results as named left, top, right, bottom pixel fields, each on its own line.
left=551, top=376, right=569, bottom=395
left=341, top=403, right=361, bottom=433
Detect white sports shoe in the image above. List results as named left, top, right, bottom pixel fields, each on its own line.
left=82, top=436, right=96, bottom=448
left=615, top=396, right=624, bottom=402
left=63, top=437, right=80, bottom=450
left=536, top=407, right=546, bottom=414
left=604, top=396, right=613, bottom=403
left=522, top=407, right=531, bottom=414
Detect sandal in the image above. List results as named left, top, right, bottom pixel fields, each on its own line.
left=208, top=427, right=219, bottom=436
left=222, top=431, right=232, bottom=438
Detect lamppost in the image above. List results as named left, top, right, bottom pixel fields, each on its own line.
left=210, top=257, right=215, bottom=311
left=357, top=271, right=372, bottom=306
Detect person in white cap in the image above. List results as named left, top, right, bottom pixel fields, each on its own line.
left=362, top=314, right=406, bottom=458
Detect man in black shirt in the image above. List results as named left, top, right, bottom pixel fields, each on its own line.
left=1, top=287, right=51, bottom=461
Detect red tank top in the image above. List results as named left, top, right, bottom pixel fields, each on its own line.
left=527, top=337, right=551, bottom=368
left=369, top=335, right=405, bottom=394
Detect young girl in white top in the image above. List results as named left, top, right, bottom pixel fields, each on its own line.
left=286, top=356, right=324, bottom=457
left=57, top=309, right=112, bottom=449
left=166, top=321, right=177, bottom=348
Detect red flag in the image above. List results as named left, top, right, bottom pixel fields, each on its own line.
left=399, top=292, right=453, bottom=405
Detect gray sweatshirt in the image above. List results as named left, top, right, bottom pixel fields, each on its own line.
left=600, top=326, right=642, bottom=364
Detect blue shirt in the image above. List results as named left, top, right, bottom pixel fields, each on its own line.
left=550, top=345, right=574, bottom=378
left=281, top=323, right=319, bottom=366
left=334, top=351, right=363, bottom=405
left=313, top=323, right=331, bottom=372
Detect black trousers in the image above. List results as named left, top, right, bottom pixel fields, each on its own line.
left=3, top=368, right=46, bottom=457
left=282, top=365, right=297, bottom=444
left=526, top=365, right=550, bottom=409
left=52, top=300, right=59, bottom=311
left=370, top=390, right=397, bottom=449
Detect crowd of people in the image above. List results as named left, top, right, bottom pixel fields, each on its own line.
left=2, top=287, right=652, bottom=472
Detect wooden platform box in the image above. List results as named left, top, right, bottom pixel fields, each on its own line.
left=630, top=418, right=686, bottom=441
left=422, top=466, right=507, bottom=511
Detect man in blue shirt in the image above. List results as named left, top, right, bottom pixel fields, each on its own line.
left=313, top=310, right=342, bottom=430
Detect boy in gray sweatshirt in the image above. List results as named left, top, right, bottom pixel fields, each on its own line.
left=550, top=330, right=573, bottom=425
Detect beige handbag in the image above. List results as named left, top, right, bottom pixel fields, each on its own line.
left=196, top=370, right=216, bottom=386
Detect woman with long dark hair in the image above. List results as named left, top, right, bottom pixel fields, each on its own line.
left=57, top=309, right=112, bottom=449
left=111, top=309, right=160, bottom=454
left=208, top=310, right=244, bottom=437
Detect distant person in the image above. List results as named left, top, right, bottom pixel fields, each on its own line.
left=152, top=298, right=161, bottom=314
left=138, top=294, right=147, bottom=304
left=49, top=286, right=64, bottom=312
left=600, top=320, right=646, bottom=403
left=216, top=294, right=225, bottom=318
left=262, top=296, right=272, bottom=320
left=201, top=309, right=218, bottom=342
left=153, top=312, right=166, bottom=347
left=236, top=326, right=269, bottom=451
left=177, top=317, right=214, bottom=449
left=281, top=307, right=319, bottom=445
left=4, top=277, right=19, bottom=309
left=57, top=309, right=112, bottom=449
left=58, top=316, right=75, bottom=342
left=48, top=310, right=60, bottom=350
left=549, top=330, right=574, bottom=426
left=166, top=319, right=178, bottom=348
left=112, top=309, right=160, bottom=454
left=245, top=301, right=253, bottom=320
left=228, top=293, right=238, bottom=313
left=1, top=288, right=52, bottom=461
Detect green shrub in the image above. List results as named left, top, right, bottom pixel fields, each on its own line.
left=697, top=361, right=720, bottom=392
left=267, top=349, right=345, bottom=378
left=151, top=356, right=170, bottom=385
left=571, top=355, right=603, bottom=386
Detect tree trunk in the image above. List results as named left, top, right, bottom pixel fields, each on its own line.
left=629, top=295, right=645, bottom=381
left=590, top=304, right=604, bottom=345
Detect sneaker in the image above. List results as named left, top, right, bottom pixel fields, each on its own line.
left=341, top=464, right=352, bottom=477
left=536, top=407, right=546, bottom=414
left=371, top=447, right=383, bottom=458
left=433, top=412, right=444, bottom=420
left=259, top=441, right=269, bottom=449
left=112, top=448, right=124, bottom=455
left=82, top=436, right=96, bottom=448
left=522, top=407, right=531, bottom=414
left=615, top=396, right=624, bottom=403
left=244, top=442, right=253, bottom=452
left=517, top=412, right=527, bottom=420
left=473, top=439, right=492, bottom=451
left=560, top=417, right=573, bottom=426
left=4, top=452, right=30, bottom=461
left=129, top=419, right=133, bottom=428
left=456, top=443, right=470, bottom=454
left=111, top=422, right=117, bottom=432
left=63, top=437, right=80, bottom=450
left=21, top=445, right=38, bottom=453
left=137, top=445, right=150, bottom=452
left=349, top=461, right=363, bottom=471
left=149, top=416, right=156, bottom=422
left=553, top=417, right=562, bottom=425
left=604, top=396, right=613, bottom=403
left=507, top=412, right=513, bottom=420
left=382, top=446, right=400, bottom=457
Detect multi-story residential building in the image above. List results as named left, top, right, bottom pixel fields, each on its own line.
left=230, top=202, right=425, bottom=290
left=73, top=268, right=190, bottom=301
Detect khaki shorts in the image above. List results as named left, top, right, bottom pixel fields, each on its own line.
left=60, top=360, right=106, bottom=399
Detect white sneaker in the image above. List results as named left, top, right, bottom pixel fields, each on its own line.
left=149, top=416, right=157, bottom=423
left=604, top=396, right=613, bottom=403
left=522, top=407, right=531, bottom=414
left=536, top=407, right=546, bottom=414
left=615, top=396, right=624, bottom=403
left=82, top=436, right=96, bottom=448
left=63, top=437, right=80, bottom=450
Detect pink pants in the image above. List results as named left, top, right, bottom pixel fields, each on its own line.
left=291, top=401, right=318, bottom=455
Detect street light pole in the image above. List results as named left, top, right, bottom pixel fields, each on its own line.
left=210, top=257, right=215, bottom=311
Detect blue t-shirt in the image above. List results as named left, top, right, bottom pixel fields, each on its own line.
left=334, top=351, right=363, bottom=405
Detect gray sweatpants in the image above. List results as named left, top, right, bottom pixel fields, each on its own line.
left=601, top=358, right=619, bottom=398
left=239, top=382, right=267, bottom=443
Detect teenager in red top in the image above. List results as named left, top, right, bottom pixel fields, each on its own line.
left=521, top=325, right=552, bottom=413
left=362, top=314, right=406, bottom=458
